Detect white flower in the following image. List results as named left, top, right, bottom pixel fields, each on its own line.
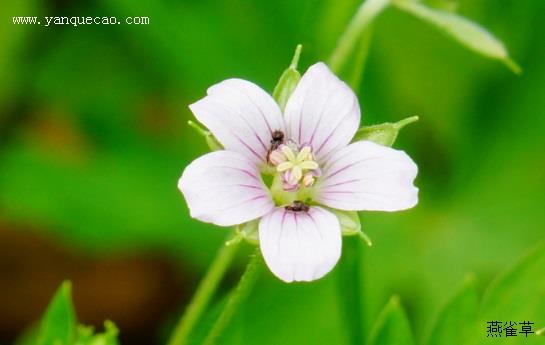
left=178, top=62, right=418, bottom=283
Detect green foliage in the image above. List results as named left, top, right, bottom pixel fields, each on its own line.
left=368, top=296, right=415, bottom=345
left=392, top=0, right=520, bottom=73
left=365, top=242, right=545, bottom=345
left=74, top=322, right=120, bottom=345
left=424, top=276, right=478, bottom=345
left=32, top=281, right=120, bottom=345
left=473, top=243, right=545, bottom=345
left=37, top=281, right=76, bottom=345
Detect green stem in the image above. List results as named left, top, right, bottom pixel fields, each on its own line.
left=347, top=26, right=374, bottom=90
left=328, top=2, right=385, bottom=344
left=338, top=236, right=366, bottom=345
left=328, top=0, right=389, bottom=73
left=203, top=249, right=263, bottom=345
left=167, top=237, right=241, bottom=345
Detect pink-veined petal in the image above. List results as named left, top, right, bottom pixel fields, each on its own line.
left=178, top=150, right=274, bottom=226
left=189, top=79, right=285, bottom=165
left=316, top=141, right=418, bottom=211
left=284, top=62, right=360, bottom=163
left=259, top=207, right=341, bottom=283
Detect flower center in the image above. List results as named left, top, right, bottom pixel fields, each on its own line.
left=268, top=141, right=320, bottom=192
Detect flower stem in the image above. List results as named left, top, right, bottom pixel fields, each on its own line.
left=167, top=236, right=241, bottom=345
left=202, top=249, right=263, bottom=345
left=337, top=236, right=366, bottom=345
left=328, top=0, right=390, bottom=73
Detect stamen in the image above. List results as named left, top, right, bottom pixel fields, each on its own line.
left=277, top=161, right=294, bottom=172
left=269, top=142, right=320, bottom=191
left=299, top=161, right=319, bottom=170
left=296, top=146, right=311, bottom=161
left=281, top=145, right=296, bottom=161
left=268, top=150, right=286, bottom=165
left=303, top=173, right=315, bottom=187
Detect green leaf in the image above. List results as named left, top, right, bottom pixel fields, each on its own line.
left=37, top=281, right=77, bottom=345
left=272, top=44, right=302, bottom=111
left=353, top=116, right=419, bottom=147
left=392, top=0, right=521, bottom=73
left=424, top=275, right=479, bottom=345
left=368, top=296, right=415, bottom=345
left=473, top=242, right=545, bottom=345
left=75, top=321, right=120, bottom=345
left=187, top=120, right=223, bottom=151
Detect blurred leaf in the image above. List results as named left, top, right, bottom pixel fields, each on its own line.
left=368, top=296, right=415, bottom=345
left=75, top=321, right=120, bottom=345
left=14, top=326, right=39, bottom=345
left=424, top=275, right=478, bottom=345
left=272, top=44, right=302, bottom=111
left=0, top=0, right=41, bottom=107
left=425, top=0, right=458, bottom=12
left=392, top=0, right=521, bottom=73
left=473, top=242, right=545, bottom=345
left=353, top=116, right=419, bottom=146
left=36, top=281, right=76, bottom=345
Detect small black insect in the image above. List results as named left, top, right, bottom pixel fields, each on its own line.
left=285, top=200, right=310, bottom=212
left=267, top=130, right=285, bottom=162
left=270, top=130, right=285, bottom=149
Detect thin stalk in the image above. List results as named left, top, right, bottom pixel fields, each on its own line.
left=202, top=249, right=263, bottom=345
left=167, top=237, right=241, bottom=345
left=338, top=236, right=366, bottom=345
left=347, top=26, right=374, bottom=91
left=329, top=2, right=383, bottom=344
left=328, top=0, right=389, bottom=73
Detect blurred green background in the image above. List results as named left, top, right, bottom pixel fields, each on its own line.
left=1, top=0, right=545, bottom=344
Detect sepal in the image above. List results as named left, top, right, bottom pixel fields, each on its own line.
left=353, top=116, right=418, bottom=147
left=272, top=44, right=302, bottom=111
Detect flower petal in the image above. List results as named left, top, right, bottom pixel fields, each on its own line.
left=284, top=62, right=360, bottom=163
left=178, top=150, right=274, bottom=226
left=259, top=207, right=341, bottom=282
left=189, top=79, right=285, bottom=165
left=316, top=141, right=418, bottom=211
